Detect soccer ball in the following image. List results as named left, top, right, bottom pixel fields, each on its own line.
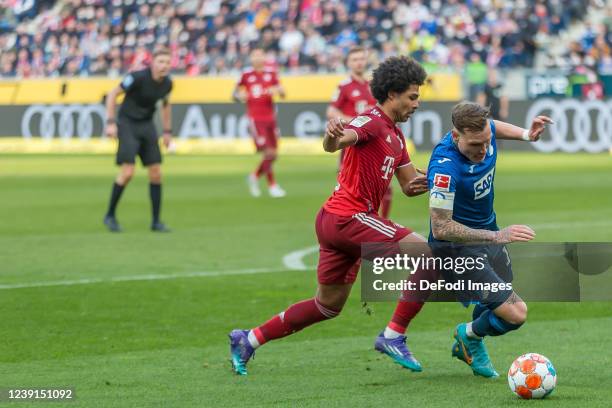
left=508, top=353, right=557, bottom=399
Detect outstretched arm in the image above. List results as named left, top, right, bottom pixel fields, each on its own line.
left=494, top=115, right=552, bottom=141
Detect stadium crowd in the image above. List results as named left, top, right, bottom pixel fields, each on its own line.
left=0, top=0, right=608, bottom=78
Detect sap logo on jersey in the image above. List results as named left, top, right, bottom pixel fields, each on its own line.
left=474, top=167, right=495, bottom=200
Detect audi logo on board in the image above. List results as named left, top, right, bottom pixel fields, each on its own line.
left=16, top=101, right=612, bottom=153
left=526, top=98, right=612, bottom=153
left=21, top=104, right=107, bottom=140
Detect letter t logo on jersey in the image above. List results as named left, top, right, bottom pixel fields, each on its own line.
left=433, top=174, right=451, bottom=191
left=381, top=156, right=395, bottom=180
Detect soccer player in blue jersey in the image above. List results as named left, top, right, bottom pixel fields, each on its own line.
left=427, top=101, right=552, bottom=378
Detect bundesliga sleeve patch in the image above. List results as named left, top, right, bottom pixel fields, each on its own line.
left=349, top=116, right=371, bottom=128
left=433, top=173, right=451, bottom=191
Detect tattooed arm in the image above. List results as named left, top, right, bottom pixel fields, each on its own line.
left=430, top=207, right=536, bottom=243
left=430, top=207, right=497, bottom=242
left=505, top=292, right=522, bottom=304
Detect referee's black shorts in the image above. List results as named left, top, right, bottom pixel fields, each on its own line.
left=116, top=117, right=161, bottom=166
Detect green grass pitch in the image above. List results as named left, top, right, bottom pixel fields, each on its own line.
left=1, top=151, right=611, bottom=407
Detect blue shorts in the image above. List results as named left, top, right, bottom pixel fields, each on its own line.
left=431, top=243, right=514, bottom=309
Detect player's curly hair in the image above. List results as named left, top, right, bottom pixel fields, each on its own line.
left=370, top=56, right=427, bottom=104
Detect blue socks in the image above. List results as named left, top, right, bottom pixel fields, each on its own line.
left=472, top=309, right=523, bottom=337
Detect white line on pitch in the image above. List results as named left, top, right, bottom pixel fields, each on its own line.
left=282, top=245, right=319, bottom=271
left=0, top=266, right=303, bottom=290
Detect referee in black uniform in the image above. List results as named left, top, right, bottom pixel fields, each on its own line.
left=477, top=69, right=509, bottom=121
left=103, top=47, right=173, bottom=232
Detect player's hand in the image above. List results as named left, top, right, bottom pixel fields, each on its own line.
left=162, top=131, right=172, bottom=148
left=406, top=175, right=428, bottom=196
left=272, top=86, right=286, bottom=99
left=528, top=115, right=553, bottom=141
left=106, top=123, right=118, bottom=139
left=326, top=118, right=345, bottom=139
left=495, top=225, right=535, bottom=243
left=234, top=89, right=248, bottom=103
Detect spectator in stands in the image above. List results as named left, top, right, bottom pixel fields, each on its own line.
left=0, top=0, right=607, bottom=77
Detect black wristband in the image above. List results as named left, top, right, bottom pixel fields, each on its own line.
left=106, top=119, right=116, bottom=124
left=163, top=129, right=172, bottom=134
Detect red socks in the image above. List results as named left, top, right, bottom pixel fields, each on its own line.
left=252, top=298, right=339, bottom=346
left=249, top=298, right=421, bottom=346
left=387, top=301, right=424, bottom=334
left=266, top=167, right=276, bottom=186
left=255, top=157, right=276, bottom=186
left=255, top=158, right=271, bottom=178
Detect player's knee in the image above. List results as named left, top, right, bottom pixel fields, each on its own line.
left=148, top=167, right=162, bottom=183
left=150, top=174, right=162, bottom=184
left=118, top=166, right=135, bottom=184
left=504, top=301, right=528, bottom=326
left=317, top=300, right=342, bottom=319
left=316, top=293, right=346, bottom=316
left=511, top=301, right=528, bottom=325
left=124, top=167, right=135, bottom=178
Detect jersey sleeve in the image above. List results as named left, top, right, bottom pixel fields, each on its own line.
left=237, top=73, right=247, bottom=87
left=344, top=115, right=376, bottom=145
left=427, top=159, right=457, bottom=211
left=330, top=85, right=346, bottom=109
left=271, top=72, right=279, bottom=86
left=120, top=71, right=140, bottom=92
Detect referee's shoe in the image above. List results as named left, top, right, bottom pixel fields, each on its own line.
left=103, top=215, right=122, bottom=233
left=151, top=221, right=171, bottom=232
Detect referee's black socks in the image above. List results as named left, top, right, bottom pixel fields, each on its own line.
left=106, top=182, right=125, bottom=218
left=150, top=183, right=162, bottom=224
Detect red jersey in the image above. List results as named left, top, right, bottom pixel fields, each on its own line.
left=238, top=68, right=280, bottom=121
left=324, top=107, right=411, bottom=216
left=330, top=76, right=376, bottom=118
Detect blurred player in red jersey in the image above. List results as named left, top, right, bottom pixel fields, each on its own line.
left=230, top=57, right=431, bottom=375
left=234, top=47, right=287, bottom=198
left=327, top=47, right=393, bottom=218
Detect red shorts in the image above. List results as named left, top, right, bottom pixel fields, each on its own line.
left=249, top=119, right=278, bottom=151
left=315, top=207, right=412, bottom=285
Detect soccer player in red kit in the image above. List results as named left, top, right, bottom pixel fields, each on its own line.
left=327, top=47, right=393, bottom=218
left=230, top=57, right=430, bottom=375
left=234, top=47, right=287, bottom=198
